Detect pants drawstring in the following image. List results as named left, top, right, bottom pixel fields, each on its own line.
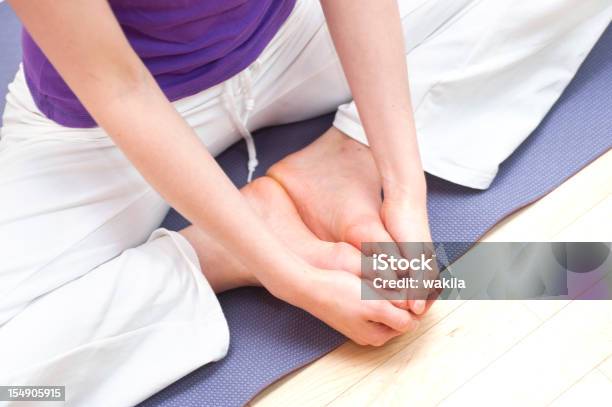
left=222, top=60, right=261, bottom=183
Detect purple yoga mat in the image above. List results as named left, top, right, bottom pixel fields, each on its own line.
left=142, top=25, right=611, bottom=407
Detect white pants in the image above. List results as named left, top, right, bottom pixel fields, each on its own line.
left=0, top=0, right=609, bottom=405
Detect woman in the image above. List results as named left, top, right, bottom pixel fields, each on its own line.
left=1, top=0, right=609, bottom=405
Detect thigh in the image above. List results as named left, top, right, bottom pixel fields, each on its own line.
left=0, top=68, right=169, bottom=327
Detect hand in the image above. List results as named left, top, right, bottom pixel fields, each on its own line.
left=291, top=266, right=419, bottom=346
left=380, top=186, right=439, bottom=315
left=380, top=191, right=431, bottom=244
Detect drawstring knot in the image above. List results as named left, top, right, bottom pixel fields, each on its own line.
left=222, top=59, right=261, bottom=183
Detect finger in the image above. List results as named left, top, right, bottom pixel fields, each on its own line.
left=367, top=239, right=404, bottom=265
left=366, top=300, right=419, bottom=333
left=365, top=322, right=403, bottom=347
left=349, top=218, right=404, bottom=260
left=390, top=298, right=411, bottom=310
left=424, top=287, right=442, bottom=313
left=409, top=299, right=427, bottom=315
left=360, top=225, right=404, bottom=284
left=362, top=277, right=416, bottom=312
left=330, top=242, right=362, bottom=276
left=363, top=264, right=427, bottom=314
left=406, top=286, right=433, bottom=316
left=413, top=287, right=442, bottom=316
left=400, top=242, right=438, bottom=313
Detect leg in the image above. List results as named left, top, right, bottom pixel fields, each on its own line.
left=260, top=0, right=611, bottom=244
left=332, top=0, right=612, bottom=189
left=180, top=176, right=362, bottom=293
left=0, top=69, right=228, bottom=405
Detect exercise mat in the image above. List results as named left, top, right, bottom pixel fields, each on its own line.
left=0, top=4, right=22, bottom=128
left=146, top=24, right=611, bottom=407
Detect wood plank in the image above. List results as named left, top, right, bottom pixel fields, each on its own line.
left=250, top=300, right=465, bottom=406
left=327, top=301, right=540, bottom=407
left=519, top=204, right=612, bottom=321
left=550, top=368, right=612, bottom=407
left=481, top=151, right=612, bottom=242
left=439, top=285, right=612, bottom=406
left=553, top=196, right=612, bottom=242
left=599, top=355, right=612, bottom=382
left=520, top=299, right=570, bottom=322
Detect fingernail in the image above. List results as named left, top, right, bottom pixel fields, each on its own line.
left=413, top=300, right=426, bottom=315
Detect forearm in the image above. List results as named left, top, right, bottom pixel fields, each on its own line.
left=100, top=76, right=309, bottom=297
left=321, top=0, right=426, bottom=201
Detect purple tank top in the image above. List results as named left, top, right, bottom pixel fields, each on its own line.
left=22, top=0, right=296, bottom=127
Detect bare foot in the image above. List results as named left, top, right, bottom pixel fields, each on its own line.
left=268, top=126, right=394, bottom=251
left=181, top=177, right=420, bottom=344
left=268, top=127, right=434, bottom=314
left=243, top=177, right=362, bottom=274
left=180, top=177, right=361, bottom=293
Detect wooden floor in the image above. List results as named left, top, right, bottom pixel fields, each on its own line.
left=250, top=150, right=612, bottom=407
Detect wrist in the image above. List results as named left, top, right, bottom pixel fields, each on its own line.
left=368, top=122, right=426, bottom=201
left=381, top=191, right=432, bottom=243
left=382, top=171, right=427, bottom=207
